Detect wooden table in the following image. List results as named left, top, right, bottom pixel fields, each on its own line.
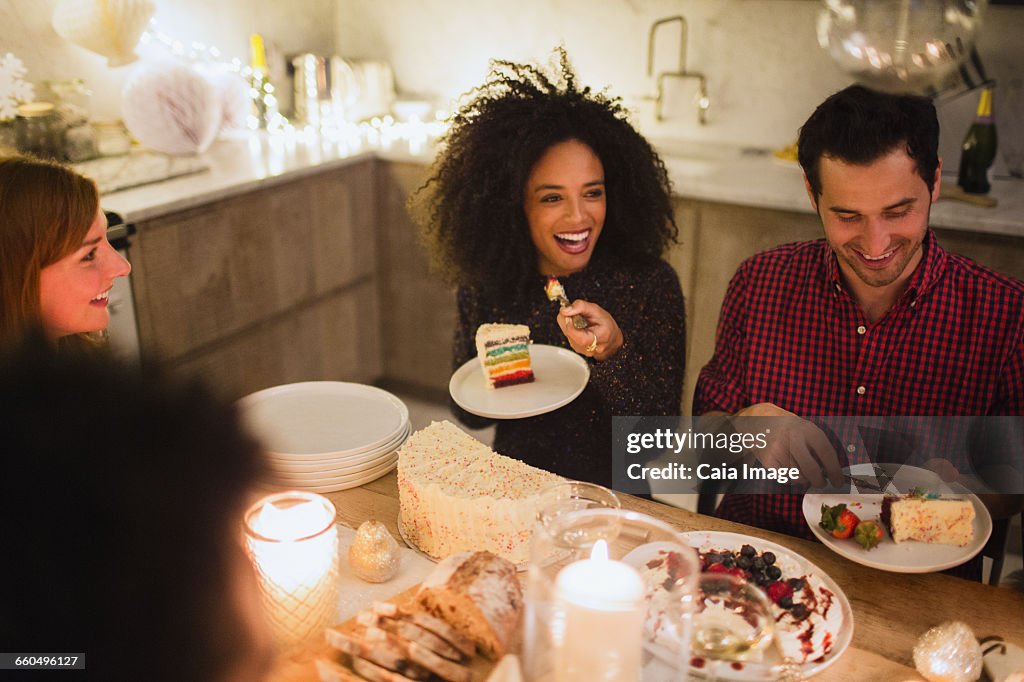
left=296, top=472, right=1024, bottom=681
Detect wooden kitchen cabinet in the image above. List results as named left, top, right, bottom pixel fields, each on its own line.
left=669, top=199, right=822, bottom=414
left=129, top=162, right=381, bottom=400
left=126, top=153, right=1022, bottom=409
left=375, top=161, right=458, bottom=400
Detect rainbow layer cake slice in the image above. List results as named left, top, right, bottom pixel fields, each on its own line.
left=475, top=323, right=534, bottom=389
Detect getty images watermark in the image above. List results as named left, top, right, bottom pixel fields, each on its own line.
left=611, top=415, right=1024, bottom=497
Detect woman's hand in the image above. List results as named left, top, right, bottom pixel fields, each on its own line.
left=559, top=300, right=623, bottom=361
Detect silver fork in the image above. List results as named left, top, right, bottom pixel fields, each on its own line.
left=843, top=474, right=890, bottom=493
left=546, top=278, right=588, bottom=329
left=556, top=293, right=589, bottom=330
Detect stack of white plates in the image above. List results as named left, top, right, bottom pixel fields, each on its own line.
left=238, top=381, right=410, bottom=493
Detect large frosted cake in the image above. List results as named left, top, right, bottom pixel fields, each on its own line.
left=397, top=420, right=562, bottom=565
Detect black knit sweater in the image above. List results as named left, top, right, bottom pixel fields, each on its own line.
left=451, top=258, right=686, bottom=489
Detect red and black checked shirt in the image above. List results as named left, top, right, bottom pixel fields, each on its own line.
left=694, top=231, right=1024, bottom=540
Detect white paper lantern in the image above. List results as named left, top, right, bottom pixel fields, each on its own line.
left=52, top=0, right=156, bottom=68
left=195, top=65, right=252, bottom=135
left=121, top=62, right=222, bottom=155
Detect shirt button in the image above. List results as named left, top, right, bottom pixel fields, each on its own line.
left=910, top=301, right=917, bottom=307
left=856, top=385, right=866, bottom=395
left=846, top=444, right=856, bottom=453
left=857, top=325, right=866, bottom=335
left=835, top=283, right=841, bottom=292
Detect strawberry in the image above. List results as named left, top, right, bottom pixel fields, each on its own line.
left=854, top=520, right=884, bottom=550
left=819, top=502, right=860, bottom=539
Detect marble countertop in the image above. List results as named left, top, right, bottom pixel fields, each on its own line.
left=99, top=131, right=1023, bottom=238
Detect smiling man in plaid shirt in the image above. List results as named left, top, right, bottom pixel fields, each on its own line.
left=694, top=86, right=1024, bottom=567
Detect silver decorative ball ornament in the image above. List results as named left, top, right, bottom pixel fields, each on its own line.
left=349, top=519, right=400, bottom=583
left=817, top=0, right=988, bottom=95
left=913, top=621, right=983, bottom=682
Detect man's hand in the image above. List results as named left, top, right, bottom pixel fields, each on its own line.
left=733, top=403, right=845, bottom=489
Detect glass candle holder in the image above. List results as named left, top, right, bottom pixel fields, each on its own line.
left=243, top=490, right=340, bottom=648
left=525, top=482, right=699, bottom=682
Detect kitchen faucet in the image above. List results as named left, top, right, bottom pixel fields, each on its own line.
left=647, top=15, right=710, bottom=124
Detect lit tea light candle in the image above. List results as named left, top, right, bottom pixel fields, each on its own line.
left=244, top=491, right=340, bottom=648
left=553, top=539, right=646, bottom=682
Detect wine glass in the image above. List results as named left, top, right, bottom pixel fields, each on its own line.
left=691, top=573, right=775, bottom=680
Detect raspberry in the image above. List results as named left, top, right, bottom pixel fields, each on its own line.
left=766, top=580, right=794, bottom=605
left=706, top=563, right=745, bottom=578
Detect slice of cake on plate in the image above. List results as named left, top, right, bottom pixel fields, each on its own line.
left=397, top=420, right=562, bottom=565
left=881, top=489, right=975, bottom=546
left=475, top=324, right=534, bottom=389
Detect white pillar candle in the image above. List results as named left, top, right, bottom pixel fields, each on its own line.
left=244, top=491, right=340, bottom=648
left=553, top=540, right=646, bottom=682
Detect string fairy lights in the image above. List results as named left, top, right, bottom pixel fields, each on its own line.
left=136, top=18, right=448, bottom=147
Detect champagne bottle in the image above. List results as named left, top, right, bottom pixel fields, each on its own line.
left=248, top=33, right=278, bottom=129
left=957, top=86, right=997, bottom=195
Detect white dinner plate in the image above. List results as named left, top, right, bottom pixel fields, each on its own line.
left=803, top=463, right=992, bottom=573
left=239, top=381, right=409, bottom=456
left=272, top=449, right=401, bottom=481
left=277, top=456, right=399, bottom=494
left=449, top=344, right=590, bottom=419
left=272, top=453, right=399, bottom=487
left=266, top=423, right=410, bottom=472
left=677, top=531, right=854, bottom=681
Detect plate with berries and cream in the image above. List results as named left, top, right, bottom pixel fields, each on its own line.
left=803, top=463, right=992, bottom=573
left=624, top=531, right=852, bottom=680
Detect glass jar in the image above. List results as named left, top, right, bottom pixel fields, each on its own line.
left=0, top=121, right=17, bottom=155
left=64, top=124, right=97, bottom=162
left=243, top=490, right=340, bottom=648
left=15, top=102, right=64, bottom=160
left=93, top=120, right=132, bottom=157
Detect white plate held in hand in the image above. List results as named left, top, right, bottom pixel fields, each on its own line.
left=449, top=344, right=590, bottom=419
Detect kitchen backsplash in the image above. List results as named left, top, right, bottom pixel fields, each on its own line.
left=2, top=0, right=1021, bottom=174
left=334, top=0, right=1024, bottom=175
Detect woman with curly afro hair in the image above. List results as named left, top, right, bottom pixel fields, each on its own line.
left=410, top=49, right=686, bottom=488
